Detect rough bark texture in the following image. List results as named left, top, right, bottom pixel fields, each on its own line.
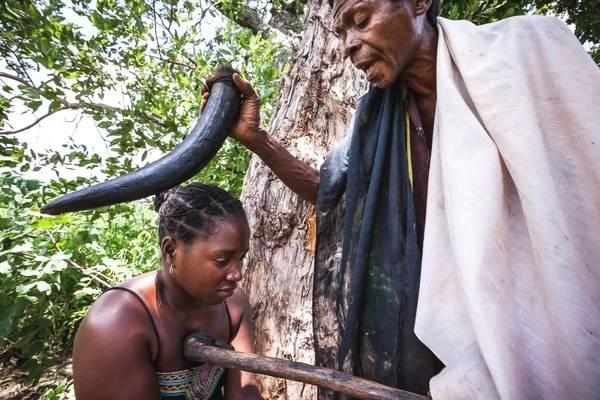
left=240, top=0, right=366, bottom=398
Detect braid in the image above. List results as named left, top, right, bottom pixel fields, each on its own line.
left=154, top=183, right=246, bottom=245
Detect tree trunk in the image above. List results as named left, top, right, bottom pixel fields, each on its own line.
left=240, top=0, right=366, bottom=399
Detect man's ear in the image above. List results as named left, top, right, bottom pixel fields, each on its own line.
left=161, top=236, right=177, bottom=262
left=415, top=0, right=432, bottom=16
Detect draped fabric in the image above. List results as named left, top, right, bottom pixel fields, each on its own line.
left=313, top=83, right=439, bottom=397
left=416, top=16, right=600, bottom=399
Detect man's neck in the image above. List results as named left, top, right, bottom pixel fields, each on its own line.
left=400, top=23, right=438, bottom=142
left=400, top=23, right=438, bottom=99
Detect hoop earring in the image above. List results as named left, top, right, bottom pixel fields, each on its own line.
left=169, top=264, right=174, bottom=274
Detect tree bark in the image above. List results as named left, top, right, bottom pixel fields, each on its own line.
left=240, top=0, right=366, bottom=398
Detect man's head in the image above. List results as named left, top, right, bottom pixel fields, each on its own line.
left=331, top=0, right=439, bottom=88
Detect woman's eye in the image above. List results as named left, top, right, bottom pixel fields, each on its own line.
left=215, top=258, right=229, bottom=267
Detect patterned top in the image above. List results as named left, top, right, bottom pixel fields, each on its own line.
left=157, top=363, right=225, bottom=400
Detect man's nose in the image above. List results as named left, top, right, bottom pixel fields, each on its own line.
left=343, top=32, right=361, bottom=59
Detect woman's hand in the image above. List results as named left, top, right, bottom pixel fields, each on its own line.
left=201, top=73, right=263, bottom=148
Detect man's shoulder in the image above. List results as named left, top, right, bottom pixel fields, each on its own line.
left=437, top=15, right=570, bottom=39
left=436, top=14, right=578, bottom=67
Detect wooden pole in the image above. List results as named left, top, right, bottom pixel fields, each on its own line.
left=184, top=334, right=429, bottom=400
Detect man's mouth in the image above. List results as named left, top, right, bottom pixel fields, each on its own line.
left=355, top=59, right=379, bottom=81
left=356, top=59, right=375, bottom=73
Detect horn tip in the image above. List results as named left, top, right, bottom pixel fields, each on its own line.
left=40, top=205, right=60, bottom=215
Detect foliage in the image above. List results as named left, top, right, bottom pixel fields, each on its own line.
left=0, top=0, right=292, bottom=385
left=0, top=174, right=158, bottom=380
left=0, top=0, right=289, bottom=192
left=0, top=0, right=598, bottom=391
left=441, top=0, right=532, bottom=24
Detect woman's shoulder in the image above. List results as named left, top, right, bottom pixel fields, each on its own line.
left=73, top=272, right=163, bottom=399
left=82, top=272, right=158, bottom=336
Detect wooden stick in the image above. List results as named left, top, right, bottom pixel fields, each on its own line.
left=184, top=335, right=428, bottom=400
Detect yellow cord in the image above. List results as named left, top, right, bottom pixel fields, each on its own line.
left=406, top=113, right=414, bottom=189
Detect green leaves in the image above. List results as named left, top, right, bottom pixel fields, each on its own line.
left=442, top=0, right=531, bottom=25
left=0, top=174, right=160, bottom=381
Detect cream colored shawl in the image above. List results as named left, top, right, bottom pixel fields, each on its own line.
left=416, top=16, right=600, bottom=399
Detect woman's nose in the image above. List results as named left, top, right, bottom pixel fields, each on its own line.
left=226, top=266, right=242, bottom=282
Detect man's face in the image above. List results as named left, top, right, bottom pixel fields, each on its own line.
left=333, top=0, right=423, bottom=88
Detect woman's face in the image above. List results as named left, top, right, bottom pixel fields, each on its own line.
left=174, top=216, right=250, bottom=305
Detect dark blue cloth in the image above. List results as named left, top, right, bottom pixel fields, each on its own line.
left=314, top=84, right=439, bottom=396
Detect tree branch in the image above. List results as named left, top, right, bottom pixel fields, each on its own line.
left=0, top=70, right=167, bottom=130
left=0, top=71, right=31, bottom=88
left=0, top=105, right=79, bottom=135
left=207, top=1, right=299, bottom=49
left=209, top=0, right=268, bottom=36
left=145, top=0, right=198, bottom=68
left=147, top=53, right=196, bottom=71
left=0, top=37, right=36, bottom=87
left=83, top=101, right=166, bottom=126
left=152, top=0, right=164, bottom=60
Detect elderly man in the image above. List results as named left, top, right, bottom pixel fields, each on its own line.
left=204, top=0, right=600, bottom=398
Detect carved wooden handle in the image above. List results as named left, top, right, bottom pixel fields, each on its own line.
left=184, top=334, right=429, bottom=400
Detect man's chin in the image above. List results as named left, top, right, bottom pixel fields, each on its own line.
left=366, top=69, right=395, bottom=88
left=369, top=76, right=393, bottom=88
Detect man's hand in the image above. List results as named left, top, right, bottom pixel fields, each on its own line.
left=200, top=71, right=319, bottom=205
left=201, top=73, right=262, bottom=148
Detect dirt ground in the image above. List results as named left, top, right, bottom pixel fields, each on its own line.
left=0, top=356, right=74, bottom=400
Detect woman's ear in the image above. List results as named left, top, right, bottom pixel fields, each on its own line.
left=415, top=0, right=432, bottom=16
left=161, top=236, right=177, bottom=263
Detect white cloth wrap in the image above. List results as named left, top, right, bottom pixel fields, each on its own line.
left=416, top=16, right=600, bottom=400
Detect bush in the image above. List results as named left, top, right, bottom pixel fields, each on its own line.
left=0, top=175, right=158, bottom=381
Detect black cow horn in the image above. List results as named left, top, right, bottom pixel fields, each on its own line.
left=40, top=66, right=241, bottom=215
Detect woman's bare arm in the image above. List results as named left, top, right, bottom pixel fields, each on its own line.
left=224, top=288, right=263, bottom=400
left=73, top=292, right=162, bottom=400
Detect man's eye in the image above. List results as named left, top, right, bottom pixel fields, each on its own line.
left=356, top=16, right=370, bottom=29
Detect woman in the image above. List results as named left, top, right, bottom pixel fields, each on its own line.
left=73, top=183, right=262, bottom=400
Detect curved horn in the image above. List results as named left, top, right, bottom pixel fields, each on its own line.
left=41, top=68, right=241, bottom=215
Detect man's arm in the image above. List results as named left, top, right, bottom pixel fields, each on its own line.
left=203, top=74, right=319, bottom=204
left=240, top=127, right=319, bottom=204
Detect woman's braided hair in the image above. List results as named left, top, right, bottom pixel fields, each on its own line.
left=154, top=183, right=246, bottom=245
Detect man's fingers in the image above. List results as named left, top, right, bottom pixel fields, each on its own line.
left=200, top=92, right=210, bottom=112
left=233, top=73, right=259, bottom=100
left=201, top=82, right=209, bottom=94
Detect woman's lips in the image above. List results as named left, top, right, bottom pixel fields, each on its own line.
left=217, top=286, right=236, bottom=294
